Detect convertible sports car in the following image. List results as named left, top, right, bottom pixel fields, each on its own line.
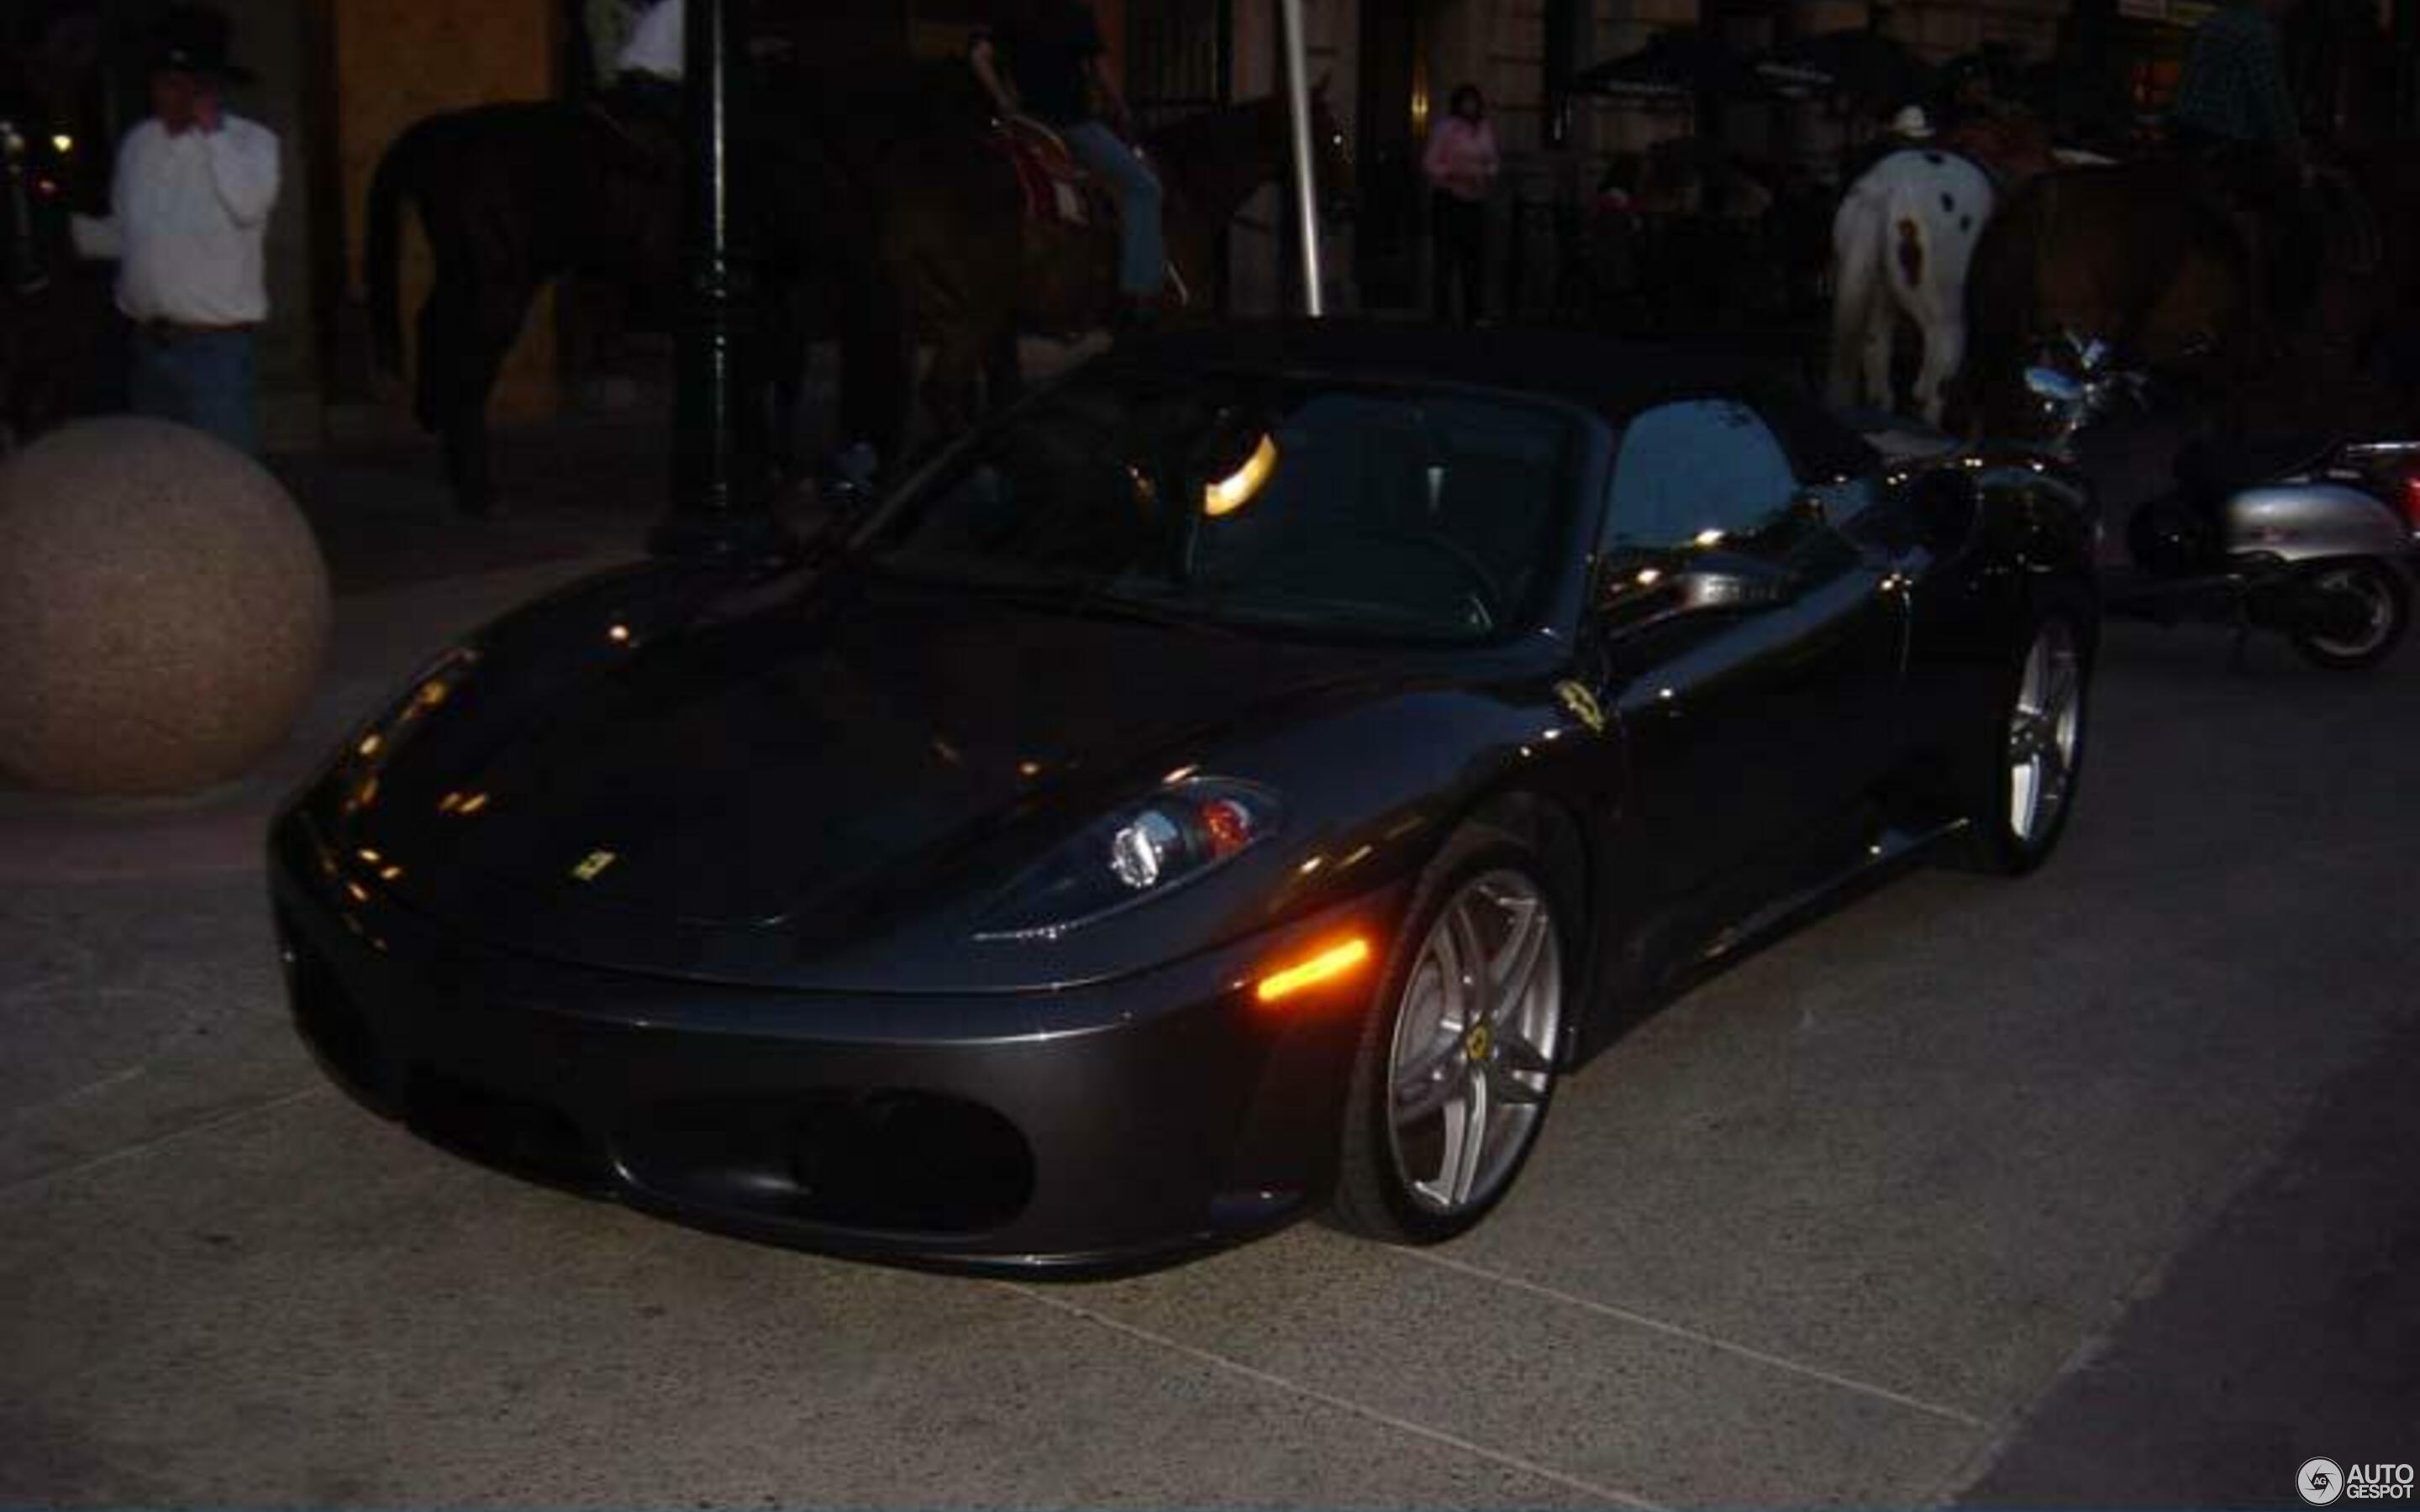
left=271, top=325, right=2098, bottom=1272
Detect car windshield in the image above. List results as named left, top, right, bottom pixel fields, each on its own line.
left=860, top=370, right=1579, bottom=643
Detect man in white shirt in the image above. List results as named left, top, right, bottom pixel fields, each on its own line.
left=69, top=4, right=279, bottom=454
left=618, top=0, right=685, bottom=83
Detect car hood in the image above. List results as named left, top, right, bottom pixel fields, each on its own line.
left=355, top=572, right=1391, bottom=942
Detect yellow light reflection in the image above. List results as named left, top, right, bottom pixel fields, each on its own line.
left=457, top=791, right=490, bottom=816
left=52, top=134, right=72, bottom=155
left=378, top=865, right=404, bottom=883
left=1017, top=760, right=1043, bottom=779
left=1203, top=433, right=1279, bottom=517
left=1634, top=567, right=1663, bottom=586
left=608, top=623, right=632, bottom=644
left=1693, top=528, right=1727, bottom=548
left=355, top=732, right=383, bottom=759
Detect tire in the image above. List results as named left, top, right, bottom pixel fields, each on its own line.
left=1958, top=603, right=2091, bottom=876
left=1331, top=827, right=1573, bottom=1245
left=2289, top=559, right=2411, bottom=672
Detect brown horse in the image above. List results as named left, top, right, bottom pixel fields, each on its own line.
left=869, top=86, right=1355, bottom=443
left=366, top=89, right=871, bottom=515
left=1952, top=153, right=2409, bottom=438
left=1950, top=159, right=2254, bottom=438
left=367, top=99, right=684, bottom=514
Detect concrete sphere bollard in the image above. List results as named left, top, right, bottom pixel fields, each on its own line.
left=0, top=418, right=331, bottom=795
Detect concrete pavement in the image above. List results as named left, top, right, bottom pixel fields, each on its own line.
left=3, top=420, right=2417, bottom=1506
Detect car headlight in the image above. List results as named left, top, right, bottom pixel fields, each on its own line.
left=974, top=776, right=1283, bottom=941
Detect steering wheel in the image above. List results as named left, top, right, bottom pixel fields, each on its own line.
left=1387, top=531, right=1508, bottom=632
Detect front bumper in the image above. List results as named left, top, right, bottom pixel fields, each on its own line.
left=269, top=817, right=1403, bottom=1273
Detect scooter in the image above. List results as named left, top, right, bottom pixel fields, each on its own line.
left=2026, top=354, right=2420, bottom=671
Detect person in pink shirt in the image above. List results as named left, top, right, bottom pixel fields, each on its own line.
left=1422, top=83, right=1499, bottom=325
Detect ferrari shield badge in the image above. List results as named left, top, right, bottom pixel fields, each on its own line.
left=569, top=848, right=619, bottom=883
left=1554, top=680, right=1607, bottom=734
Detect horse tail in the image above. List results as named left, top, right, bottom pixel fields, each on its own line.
left=366, top=121, right=429, bottom=379
left=1895, top=215, right=1926, bottom=291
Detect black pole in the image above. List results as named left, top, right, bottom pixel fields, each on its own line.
left=1213, top=0, right=1234, bottom=307
left=1543, top=0, right=1576, bottom=150
left=650, top=0, right=793, bottom=561
left=2399, top=0, right=2420, bottom=134
left=3, top=121, right=49, bottom=296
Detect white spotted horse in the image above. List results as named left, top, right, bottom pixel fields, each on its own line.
left=1828, top=146, right=1996, bottom=424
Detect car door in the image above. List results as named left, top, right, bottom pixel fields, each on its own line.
left=1585, top=397, right=1910, bottom=923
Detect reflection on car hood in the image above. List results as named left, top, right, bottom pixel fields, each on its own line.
left=360, top=574, right=1387, bottom=936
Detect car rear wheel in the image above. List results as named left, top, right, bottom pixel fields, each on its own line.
left=2290, top=559, right=2409, bottom=671
left=1332, top=832, right=1569, bottom=1244
left=1959, top=607, right=2090, bottom=876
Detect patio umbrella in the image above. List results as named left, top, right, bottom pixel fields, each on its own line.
left=1754, top=29, right=1933, bottom=113
left=1571, top=28, right=1778, bottom=106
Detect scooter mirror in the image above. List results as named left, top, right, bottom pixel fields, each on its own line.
left=2025, top=366, right=2084, bottom=406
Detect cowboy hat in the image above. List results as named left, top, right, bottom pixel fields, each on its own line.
left=1888, top=104, right=1934, bottom=139
left=150, top=4, right=256, bottom=84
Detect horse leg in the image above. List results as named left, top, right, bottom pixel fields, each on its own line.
left=922, top=328, right=986, bottom=439
left=413, top=267, right=498, bottom=516
left=1860, top=301, right=1896, bottom=418
left=1910, top=287, right=1966, bottom=428
left=1828, top=207, right=1882, bottom=409
left=1899, top=218, right=1969, bottom=427
left=761, top=280, right=808, bottom=482
left=984, top=325, right=1023, bottom=415
left=433, top=279, right=531, bottom=518
left=836, top=277, right=913, bottom=471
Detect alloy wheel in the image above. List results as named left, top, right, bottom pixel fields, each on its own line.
left=1384, top=869, right=1563, bottom=1216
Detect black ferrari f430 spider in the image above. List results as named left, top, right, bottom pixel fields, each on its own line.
left=271, top=326, right=2098, bottom=1272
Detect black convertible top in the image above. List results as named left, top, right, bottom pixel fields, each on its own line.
left=1102, top=322, right=1876, bottom=480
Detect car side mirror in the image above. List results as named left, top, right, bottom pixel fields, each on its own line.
left=1670, top=557, right=1796, bottom=612
left=1597, top=549, right=1796, bottom=630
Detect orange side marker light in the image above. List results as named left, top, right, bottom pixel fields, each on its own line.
left=1255, top=937, right=1373, bottom=1005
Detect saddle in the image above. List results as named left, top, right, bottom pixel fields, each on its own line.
left=984, top=118, right=1192, bottom=308
left=989, top=118, right=1112, bottom=231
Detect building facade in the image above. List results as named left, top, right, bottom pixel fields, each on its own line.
left=9, top=0, right=2409, bottom=443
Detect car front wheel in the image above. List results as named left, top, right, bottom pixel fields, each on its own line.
left=1332, top=832, right=1570, bottom=1244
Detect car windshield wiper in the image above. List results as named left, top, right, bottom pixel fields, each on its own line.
left=1072, top=586, right=1257, bottom=638
left=865, top=558, right=1275, bottom=638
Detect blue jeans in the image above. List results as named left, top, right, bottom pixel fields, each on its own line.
left=1063, top=121, right=1166, bottom=298
left=129, top=325, right=259, bottom=454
